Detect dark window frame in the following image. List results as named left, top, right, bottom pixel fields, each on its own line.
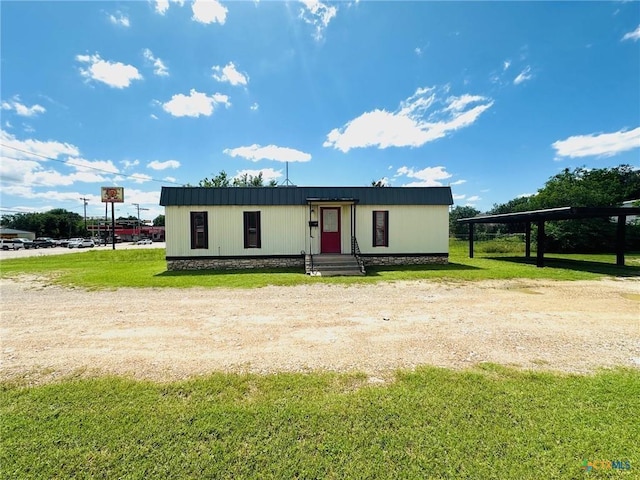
left=373, top=210, right=389, bottom=247
left=190, top=211, right=208, bottom=249
left=243, top=211, right=261, bottom=249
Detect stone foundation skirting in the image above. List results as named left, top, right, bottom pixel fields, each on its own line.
left=361, top=253, right=448, bottom=266
left=166, top=255, right=304, bottom=271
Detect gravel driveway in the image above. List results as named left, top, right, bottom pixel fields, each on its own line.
left=1, top=274, right=638, bottom=384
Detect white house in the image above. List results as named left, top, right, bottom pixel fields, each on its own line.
left=159, top=186, right=453, bottom=272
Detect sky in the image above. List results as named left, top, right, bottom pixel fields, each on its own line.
left=1, top=0, right=639, bottom=222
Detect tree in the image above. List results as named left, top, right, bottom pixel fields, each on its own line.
left=1, top=209, right=84, bottom=238
left=487, top=165, right=640, bottom=252
left=153, top=214, right=165, bottom=227
left=198, top=171, right=230, bottom=187
left=197, top=170, right=277, bottom=188
left=371, top=179, right=388, bottom=187
left=449, top=205, right=480, bottom=238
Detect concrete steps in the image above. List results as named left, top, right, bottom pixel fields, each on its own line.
left=306, top=254, right=365, bottom=276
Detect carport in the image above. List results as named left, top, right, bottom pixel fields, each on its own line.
left=458, top=206, right=640, bottom=267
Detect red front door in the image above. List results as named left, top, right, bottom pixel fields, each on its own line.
left=321, top=207, right=341, bottom=253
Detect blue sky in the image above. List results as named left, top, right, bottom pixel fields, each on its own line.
left=1, top=1, right=639, bottom=221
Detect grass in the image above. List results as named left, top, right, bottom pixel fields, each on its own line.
left=2, top=366, right=638, bottom=479
left=0, top=239, right=638, bottom=289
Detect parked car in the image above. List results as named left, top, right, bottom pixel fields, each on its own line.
left=13, top=238, right=35, bottom=249
left=136, top=238, right=153, bottom=245
left=68, top=238, right=95, bottom=249
left=56, top=239, right=70, bottom=247
left=33, top=237, right=56, bottom=248
left=0, top=239, right=21, bottom=250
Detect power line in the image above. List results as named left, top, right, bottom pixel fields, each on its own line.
left=0, top=144, right=184, bottom=186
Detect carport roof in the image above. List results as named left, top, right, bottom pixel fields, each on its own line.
left=457, top=206, right=640, bottom=224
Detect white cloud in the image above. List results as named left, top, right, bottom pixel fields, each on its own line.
left=452, top=194, right=465, bottom=201
left=250, top=102, right=259, bottom=111
left=513, top=66, right=532, bottom=85
left=234, top=168, right=282, bottom=183
left=324, top=86, right=493, bottom=152
left=503, top=60, right=511, bottom=70
left=130, top=173, right=153, bottom=184
left=143, top=49, right=169, bottom=76
left=148, top=159, right=181, bottom=170
left=414, top=47, right=422, bottom=56
left=164, top=176, right=177, bottom=183
left=299, top=0, right=337, bottom=40
left=192, top=0, right=227, bottom=25
left=212, top=62, right=249, bottom=86
left=223, top=144, right=311, bottom=162
left=108, top=11, right=130, bottom=27
left=622, top=24, right=640, bottom=42
left=162, top=89, right=230, bottom=117
left=394, top=166, right=453, bottom=187
left=466, top=195, right=481, bottom=202
left=0, top=129, right=79, bottom=161
left=76, top=53, right=143, bottom=89
left=552, top=127, right=640, bottom=159
left=154, top=0, right=184, bottom=15
left=1, top=97, right=46, bottom=117
left=121, top=159, right=140, bottom=169
left=450, top=179, right=467, bottom=185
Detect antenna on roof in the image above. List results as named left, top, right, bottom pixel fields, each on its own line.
left=281, top=162, right=295, bottom=186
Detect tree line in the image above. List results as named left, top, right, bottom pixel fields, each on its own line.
left=450, top=165, right=640, bottom=253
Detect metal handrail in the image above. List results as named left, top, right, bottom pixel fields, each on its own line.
left=351, top=236, right=366, bottom=274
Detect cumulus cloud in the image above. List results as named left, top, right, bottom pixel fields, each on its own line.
left=223, top=144, right=311, bottom=162
left=76, top=53, right=143, bottom=88
left=192, top=0, right=227, bottom=24
left=513, top=66, right=532, bottom=85
left=394, top=166, right=453, bottom=187
left=250, top=102, right=259, bottom=111
left=148, top=159, right=181, bottom=170
left=162, top=89, right=230, bottom=117
left=108, top=11, right=130, bottom=27
left=299, top=0, right=337, bottom=40
left=1, top=97, right=46, bottom=117
left=234, top=168, right=282, bottom=183
left=552, top=127, right=640, bottom=159
left=212, top=62, right=249, bottom=86
left=622, top=24, right=640, bottom=42
left=0, top=129, right=79, bottom=161
left=324, top=86, right=493, bottom=152
left=143, top=49, right=169, bottom=76
left=154, top=0, right=184, bottom=15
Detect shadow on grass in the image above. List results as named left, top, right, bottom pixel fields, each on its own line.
left=365, top=262, right=482, bottom=276
left=484, top=256, right=640, bottom=277
left=154, top=267, right=303, bottom=277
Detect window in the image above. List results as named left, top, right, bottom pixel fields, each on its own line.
left=190, top=211, right=208, bottom=249
left=373, top=210, right=389, bottom=247
left=243, top=211, right=261, bottom=248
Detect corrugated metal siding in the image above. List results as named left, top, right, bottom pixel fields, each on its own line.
left=160, top=186, right=453, bottom=207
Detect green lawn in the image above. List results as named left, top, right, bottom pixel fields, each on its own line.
left=2, top=366, right=638, bottom=479
left=2, top=240, right=638, bottom=478
left=0, top=240, right=638, bottom=289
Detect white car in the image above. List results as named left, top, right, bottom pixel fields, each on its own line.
left=136, top=238, right=153, bottom=245
left=68, top=238, right=95, bottom=248
left=0, top=239, right=21, bottom=250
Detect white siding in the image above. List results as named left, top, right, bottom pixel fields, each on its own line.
left=355, top=205, right=449, bottom=254
left=166, top=203, right=449, bottom=257
left=166, top=205, right=308, bottom=257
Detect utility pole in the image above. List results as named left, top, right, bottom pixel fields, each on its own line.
left=132, top=203, right=150, bottom=240
left=79, top=197, right=89, bottom=233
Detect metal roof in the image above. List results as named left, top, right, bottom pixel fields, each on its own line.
left=160, top=186, right=453, bottom=206
left=457, top=206, right=640, bottom=224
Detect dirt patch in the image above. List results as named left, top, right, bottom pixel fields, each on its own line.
left=1, top=277, right=638, bottom=384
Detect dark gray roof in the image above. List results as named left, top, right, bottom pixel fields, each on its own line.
left=160, top=186, right=453, bottom=206
left=457, top=206, right=640, bottom=224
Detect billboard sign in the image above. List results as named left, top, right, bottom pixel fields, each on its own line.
left=101, top=187, right=124, bottom=203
